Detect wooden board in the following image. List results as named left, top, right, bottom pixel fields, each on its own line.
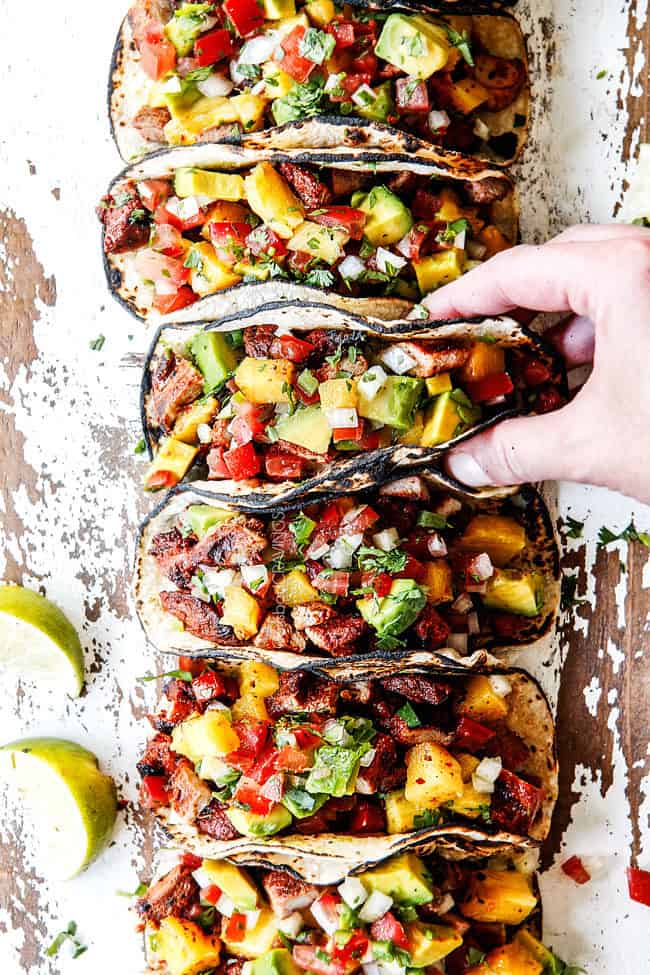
left=0, top=0, right=649, bottom=972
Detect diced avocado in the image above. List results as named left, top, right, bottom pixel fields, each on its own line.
left=263, top=0, right=296, bottom=17
left=425, top=373, right=452, bottom=397
left=356, top=82, right=395, bottom=124
left=186, top=504, right=234, bottom=539
left=304, top=745, right=365, bottom=797
left=153, top=916, right=221, bottom=975
left=398, top=409, right=424, bottom=445
left=165, top=3, right=213, bottom=56
left=482, top=570, right=544, bottom=618
left=190, top=331, right=238, bottom=391
left=406, top=921, right=462, bottom=965
left=375, top=13, right=452, bottom=80
left=174, top=167, right=245, bottom=201
left=358, top=853, right=434, bottom=905
left=226, top=803, right=292, bottom=837
left=288, top=221, right=348, bottom=265
left=358, top=375, right=423, bottom=431
left=274, top=405, right=332, bottom=454
left=164, top=83, right=203, bottom=116
left=357, top=578, right=427, bottom=641
left=252, top=949, right=301, bottom=975
left=420, top=390, right=481, bottom=447
left=356, top=186, right=413, bottom=247
left=201, top=861, right=258, bottom=910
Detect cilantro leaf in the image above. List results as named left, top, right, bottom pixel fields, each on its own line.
left=446, top=26, right=474, bottom=66
left=289, top=512, right=317, bottom=550
left=356, top=545, right=407, bottom=575
left=137, top=669, right=192, bottom=683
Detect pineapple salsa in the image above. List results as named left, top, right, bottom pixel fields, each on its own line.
left=138, top=852, right=573, bottom=975
left=146, top=482, right=549, bottom=656
left=125, top=1, right=526, bottom=159
left=99, top=160, right=515, bottom=314
left=138, top=660, right=549, bottom=842
left=143, top=325, right=562, bottom=490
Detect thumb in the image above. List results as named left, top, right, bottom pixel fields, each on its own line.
left=444, top=404, right=587, bottom=488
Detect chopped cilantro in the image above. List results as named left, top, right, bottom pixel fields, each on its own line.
left=299, top=27, right=335, bottom=65
left=290, top=512, right=317, bottom=550
left=134, top=438, right=146, bottom=454
left=356, top=545, right=407, bottom=575
left=437, top=217, right=470, bottom=244
left=272, top=77, right=325, bottom=124
left=137, top=669, right=192, bottom=683
left=598, top=521, right=650, bottom=548
left=564, top=516, right=584, bottom=539
left=596, top=69, right=607, bottom=79
left=116, top=883, right=147, bottom=898
left=413, top=807, right=442, bottom=829
left=446, top=26, right=474, bottom=66
left=416, top=511, right=448, bottom=529
left=303, top=267, right=335, bottom=288
left=46, top=922, right=87, bottom=959
left=89, top=334, right=105, bottom=351
left=397, top=701, right=421, bottom=728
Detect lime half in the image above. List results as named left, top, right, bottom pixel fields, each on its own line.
left=0, top=738, right=117, bottom=879
left=0, top=585, right=84, bottom=697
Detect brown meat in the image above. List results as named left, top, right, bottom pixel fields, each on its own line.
left=461, top=176, right=510, bottom=206
left=98, top=180, right=150, bottom=254
left=490, top=769, right=544, bottom=835
left=159, top=591, right=239, bottom=645
left=381, top=674, right=452, bottom=706
left=331, top=170, right=371, bottom=196
left=128, top=0, right=173, bottom=41
left=137, top=733, right=178, bottom=777
left=304, top=328, right=365, bottom=359
left=262, top=871, right=319, bottom=919
left=133, top=105, right=171, bottom=143
left=380, top=714, right=454, bottom=747
left=315, top=352, right=368, bottom=382
left=356, top=734, right=405, bottom=794
left=197, top=798, right=241, bottom=840
left=339, top=679, right=376, bottom=706
left=387, top=171, right=418, bottom=195
left=244, top=324, right=277, bottom=358
left=172, top=516, right=268, bottom=579
left=168, top=760, right=212, bottom=821
left=380, top=476, right=430, bottom=502
left=266, top=670, right=339, bottom=718
left=151, top=528, right=194, bottom=559
left=149, top=352, right=205, bottom=432
left=291, top=602, right=340, bottom=631
left=473, top=54, right=526, bottom=112
left=198, top=122, right=243, bottom=142
left=388, top=342, right=471, bottom=378
left=414, top=605, right=451, bottom=650
left=278, top=163, right=333, bottom=209
left=254, top=612, right=307, bottom=653
left=276, top=438, right=329, bottom=461
left=210, top=418, right=231, bottom=447
left=136, top=864, right=199, bottom=924
left=305, top=616, right=367, bottom=656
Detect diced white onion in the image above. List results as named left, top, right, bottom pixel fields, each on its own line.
left=154, top=276, right=179, bottom=296
left=453, top=229, right=467, bottom=250
left=166, top=195, right=200, bottom=220
left=162, top=75, right=183, bottom=94
left=351, top=84, right=377, bottom=107
left=197, top=73, right=235, bottom=98
left=427, top=533, right=448, bottom=558
left=323, top=718, right=353, bottom=747
left=205, top=701, right=231, bottom=714
left=359, top=747, right=376, bottom=768
left=239, top=33, right=278, bottom=63
left=429, top=109, right=450, bottom=131
left=447, top=633, right=469, bottom=654
left=197, top=423, right=213, bottom=444
left=451, top=593, right=473, bottom=614
left=325, top=407, right=358, bottom=429
left=467, top=239, right=488, bottom=260
left=217, top=892, right=235, bottom=917
left=375, top=247, right=407, bottom=273
left=192, top=867, right=212, bottom=888
left=327, top=533, right=363, bottom=569
left=435, top=893, right=455, bottom=914
left=311, top=896, right=340, bottom=935
left=338, top=254, right=366, bottom=280
left=278, top=912, right=304, bottom=938
left=240, top=563, right=269, bottom=592
left=308, top=542, right=330, bottom=560
left=342, top=505, right=367, bottom=525
left=472, top=756, right=502, bottom=794
left=190, top=573, right=210, bottom=603
left=489, top=674, right=512, bottom=697
left=358, top=366, right=388, bottom=400
left=380, top=345, right=417, bottom=376
left=324, top=72, right=346, bottom=94
left=338, top=876, right=368, bottom=909
left=243, top=909, right=261, bottom=929
left=372, top=528, right=400, bottom=552
left=358, top=890, right=393, bottom=922
left=473, top=117, right=490, bottom=141
left=472, top=552, right=494, bottom=581
left=275, top=402, right=291, bottom=416
left=201, top=567, right=236, bottom=598
left=363, top=964, right=380, bottom=975
left=242, top=963, right=253, bottom=975
left=467, top=611, right=480, bottom=635
left=250, top=79, right=267, bottom=95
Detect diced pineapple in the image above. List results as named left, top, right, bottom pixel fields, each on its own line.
left=384, top=789, right=418, bottom=834
left=244, top=162, right=305, bottom=239
left=201, top=861, right=258, bottom=910
left=446, top=77, right=490, bottom=114
left=231, top=694, right=270, bottom=723
left=467, top=941, right=542, bottom=975
left=456, top=514, right=526, bottom=567
left=233, top=259, right=271, bottom=282
left=422, top=560, right=454, bottom=605
left=456, top=752, right=481, bottom=781
left=479, top=225, right=512, bottom=258
left=144, top=437, right=198, bottom=490
left=399, top=409, right=424, bottom=446
left=407, top=921, right=462, bottom=965
left=172, top=396, right=219, bottom=444
left=513, top=932, right=555, bottom=968
left=274, top=569, right=320, bottom=606
left=425, top=372, right=453, bottom=397
left=319, top=378, right=359, bottom=410
left=263, top=0, right=296, bottom=18
left=234, top=356, right=296, bottom=404
left=231, top=92, right=267, bottom=131
left=175, top=167, right=245, bottom=201
left=239, top=660, right=280, bottom=699
left=186, top=242, right=242, bottom=296
left=221, top=907, right=280, bottom=958
left=171, top=711, right=240, bottom=764
left=262, top=61, right=295, bottom=98
left=457, top=675, right=509, bottom=723
left=460, top=342, right=505, bottom=382
left=221, top=585, right=261, bottom=639
left=460, top=869, right=538, bottom=925
left=405, top=742, right=464, bottom=807
left=288, top=221, right=349, bottom=264
left=306, top=0, right=335, bottom=26
left=414, top=251, right=464, bottom=294
left=445, top=780, right=488, bottom=819
left=152, top=917, right=221, bottom=975
left=201, top=201, right=249, bottom=238
left=436, top=188, right=483, bottom=235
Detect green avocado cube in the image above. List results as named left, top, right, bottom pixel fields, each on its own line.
left=356, top=185, right=413, bottom=247
left=357, top=578, right=427, bottom=639
left=186, top=504, right=234, bottom=539
left=166, top=2, right=214, bottom=56
left=481, top=570, right=544, bottom=618
left=356, top=82, right=396, bottom=124
left=375, top=13, right=452, bottom=80
left=190, top=332, right=238, bottom=392
left=358, top=853, right=434, bottom=906
left=358, top=374, right=423, bottom=431
left=225, top=804, right=292, bottom=837
left=273, top=405, right=332, bottom=454
left=252, top=949, right=301, bottom=975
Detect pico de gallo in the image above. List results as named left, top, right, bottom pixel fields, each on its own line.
left=122, top=1, right=527, bottom=162
left=99, top=159, right=516, bottom=314
left=137, top=851, right=575, bottom=975
left=137, top=661, right=553, bottom=843
left=144, top=481, right=553, bottom=656
left=142, top=324, right=562, bottom=491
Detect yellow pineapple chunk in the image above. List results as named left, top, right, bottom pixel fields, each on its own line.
left=319, top=378, right=359, bottom=410
left=460, top=869, right=538, bottom=925
left=172, top=396, right=219, bottom=444
left=457, top=675, right=509, bottom=723
left=235, top=356, right=296, bottom=404
left=405, top=742, right=464, bottom=807
left=221, top=585, right=261, bottom=639
left=144, top=437, right=198, bottom=490
left=384, top=789, right=418, bottom=833
left=274, top=569, right=320, bottom=606
left=151, top=917, right=221, bottom=975
left=446, top=77, right=490, bottom=114
left=460, top=342, right=505, bottom=382
left=171, top=711, right=240, bottom=764
left=244, top=162, right=305, bottom=238
left=456, top=514, right=526, bottom=567
left=466, top=941, right=542, bottom=975
left=239, top=660, right=279, bottom=698
left=422, top=560, right=454, bottom=605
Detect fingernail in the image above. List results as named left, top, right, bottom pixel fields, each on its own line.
left=446, top=452, right=492, bottom=487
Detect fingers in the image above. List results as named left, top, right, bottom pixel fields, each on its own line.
left=547, top=223, right=650, bottom=245
left=545, top=314, right=595, bottom=368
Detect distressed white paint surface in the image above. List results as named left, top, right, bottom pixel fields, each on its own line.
left=0, top=0, right=649, bottom=972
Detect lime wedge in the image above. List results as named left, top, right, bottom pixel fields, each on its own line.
left=0, top=585, right=84, bottom=697
left=0, top=738, right=117, bottom=879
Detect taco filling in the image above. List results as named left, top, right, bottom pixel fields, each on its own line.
left=122, top=2, right=526, bottom=161
left=98, top=161, right=513, bottom=314
left=143, top=326, right=562, bottom=490
left=138, top=662, right=549, bottom=841
left=144, top=484, right=552, bottom=655
left=138, top=852, right=572, bottom=975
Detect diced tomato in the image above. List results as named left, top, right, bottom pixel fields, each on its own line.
left=155, top=200, right=206, bottom=232
left=326, top=20, right=356, bottom=49
left=309, top=206, right=366, bottom=240
left=350, top=52, right=378, bottom=76
left=349, top=799, right=386, bottom=836
left=152, top=286, right=198, bottom=314
left=355, top=427, right=381, bottom=451
left=627, top=866, right=650, bottom=907
left=333, top=421, right=364, bottom=443
left=312, top=569, right=350, bottom=596
left=395, top=77, right=430, bottom=113
left=135, top=248, right=190, bottom=291
left=294, top=383, right=320, bottom=407
left=141, top=775, right=169, bottom=805
left=270, top=334, right=316, bottom=363
left=227, top=721, right=269, bottom=771
left=535, top=386, right=563, bottom=414
left=225, top=913, right=248, bottom=941
left=206, top=446, right=230, bottom=478
left=223, top=0, right=265, bottom=36
left=561, top=856, right=591, bottom=885
left=223, top=440, right=261, bottom=479
left=279, top=26, right=317, bottom=84
left=333, top=930, right=369, bottom=964
left=230, top=400, right=268, bottom=444
left=179, top=655, right=207, bottom=677
left=454, top=716, right=496, bottom=752
left=412, top=189, right=441, bottom=220
left=248, top=747, right=281, bottom=784
left=288, top=249, right=315, bottom=275
left=140, top=30, right=177, bottom=81
left=138, top=179, right=172, bottom=212
left=328, top=72, right=372, bottom=102
left=293, top=945, right=346, bottom=975
left=246, top=225, right=288, bottom=259
left=209, top=221, right=251, bottom=266
left=201, top=884, right=222, bottom=905
left=397, top=225, right=429, bottom=261
left=276, top=745, right=311, bottom=772
left=395, top=554, right=425, bottom=582
left=293, top=727, right=322, bottom=749
left=264, top=447, right=305, bottom=480
left=522, top=357, right=552, bottom=387
left=341, top=504, right=379, bottom=534
left=370, top=911, right=409, bottom=950
left=233, top=777, right=274, bottom=814
left=152, top=222, right=184, bottom=257
left=191, top=670, right=226, bottom=703
left=466, top=372, right=515, bottom=403
left=182, top=853, right=203, bottom=871
left=361, top=570, right=392, bottom=597
left=194, top=28, right=235, bottom=66
left=144, top=468, right=179, bottom=491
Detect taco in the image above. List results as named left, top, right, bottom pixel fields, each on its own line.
left=134, top=477, right=560, bottom=662
left=110, top=1, right=529, bottom=166
left=98, top=138, right=517, bottom=323
left=137, top=847, right=575, bottom=975
left=140, top=306, right=565, bottom=493
left=136, top=654, right=557, bottom=873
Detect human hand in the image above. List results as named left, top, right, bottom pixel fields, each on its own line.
left=421, top=224, right=650, bottom=503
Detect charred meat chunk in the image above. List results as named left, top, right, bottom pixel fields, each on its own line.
left=414, top=605, right=451, bottom=650
left=461, top=175, right=511, bottom=206
left=304, top=616, right=367, bottom=657
left=137, top=732, right=178, bottom=778
left=291, top=602, right=340, bottom=631
left=197, top=798, right=241, bottom=840
left=278, top=163, right=333, bottom=209
left=379, top=476, right=430, bottom=502
left=167, top=760, right=212, bottom=821
left=253, top=612, right=307, bottom=653
left=136, top=864, right=198, bottom=924
left=266, top=670, right=339, bottom=719
left=98, top=180, right=150, bottom=254
left=133, top=105, right=172, bottom=143
left=262, top=870, right=319, bottom=919
left=381, top=674, right=453, bottom=706
left=159, top=591, right=239, bottom=645
left=490, top=769, right=544, bottom=835
left=149, top=352, right=205, bottom=432
left=244, top=324, right=277, bottom=359
left=356, top=734, right=405, bottom=794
